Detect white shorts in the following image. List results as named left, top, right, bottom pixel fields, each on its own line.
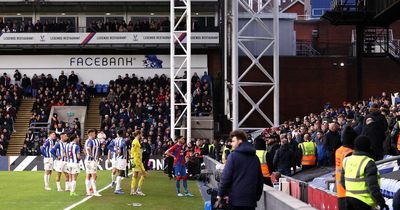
left=68, top=163, right=80, bottom=175
left=85, top=160, right=97, bottom=174
left=117, top=159, right=127, bottom=170
left=111, top=158, right=118, bottom=169
left=44, top=157, right=54, bottom=171
left=54, top=160, right=68, bottom=173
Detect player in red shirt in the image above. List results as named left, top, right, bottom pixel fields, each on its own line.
left=165, top=136, right=194, bottom=197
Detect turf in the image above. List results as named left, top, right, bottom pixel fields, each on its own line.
left=0, top=171, right=204, bottom=210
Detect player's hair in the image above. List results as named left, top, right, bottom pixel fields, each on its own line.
left=175, top=136, right=184, bottom=142
left=229, top=129, right=247, bottom=142
left=117, top=129, right=125, bottom=137
left=133, top=130, right=141, bottom=137
left=48, top=131, right=56, bottom=136
left=69, top=134, right=78, bottom=142
left=87, top=129, right=97, bottom=135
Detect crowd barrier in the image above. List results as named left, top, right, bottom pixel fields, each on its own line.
left=203, top=156, right=316, bottom=210
left=0, top=156, right=165, bottom=171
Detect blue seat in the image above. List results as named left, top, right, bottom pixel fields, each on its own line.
left=95, top=84, right=102, bottom=93
left=102, top=85, right=109, bottom=93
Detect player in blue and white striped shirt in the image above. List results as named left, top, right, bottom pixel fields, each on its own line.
left=84, top=129, right=101, bottom=197
left=41, top=131, right=56, bottom=191
left=50, top=132, right=70, bottom=192
left=107, top=136, right=118, bottom=187
left=113, top=130, right=128, bottom=194
left=66, top=134, right=81, bottom=196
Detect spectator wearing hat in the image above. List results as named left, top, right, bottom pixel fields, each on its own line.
left=336, top=126, right=358, bottom=210
left=341, top=135, right=388, bottom=210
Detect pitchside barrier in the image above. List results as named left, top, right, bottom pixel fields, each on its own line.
left=203, top=156, right=316, bottom=210
left=0, top=156, right=165, bottom=171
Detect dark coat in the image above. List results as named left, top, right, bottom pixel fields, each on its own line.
left=362, top=121, right=385, bottom=160
left=218, top=142, right=263, bottom=207
left=273, top=143, right=293, bottom=176
left=324, top=130, right=342, bottom=166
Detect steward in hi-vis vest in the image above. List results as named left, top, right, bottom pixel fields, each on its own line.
left=341, top=135, right=388, bottom=210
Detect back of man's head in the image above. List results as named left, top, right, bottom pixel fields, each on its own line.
left=354, top=135, right=371, bottom=153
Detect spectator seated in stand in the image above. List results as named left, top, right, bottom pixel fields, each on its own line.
left=0, top=77, right=23, bottom=156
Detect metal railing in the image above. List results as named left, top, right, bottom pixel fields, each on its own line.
left=296, top=41, right=321, bottom=56
left=27, top=122, right=50, bottom=138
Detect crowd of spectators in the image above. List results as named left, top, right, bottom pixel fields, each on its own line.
left=87, top=18, right=170, bottom=33
left=0, top=16, right=217, bottom=33
left=96, top=72, right=213, bottom=170
left=0, top=19, right=75, bottom=33
left=238, top=91, right=400, bottom=177
left=0, top=72, right=23, bottom=155
left=19, top=71, right=89, bottom=155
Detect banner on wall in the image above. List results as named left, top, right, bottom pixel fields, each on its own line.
left=6, top=156, right=165, bottom=171
left=0, top=32, right=219, bottom=45
left=0, top=54, right=207, bottom=69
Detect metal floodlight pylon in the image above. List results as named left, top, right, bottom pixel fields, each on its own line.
left=229, top=0, right=279, bottom=131
left=170, top=0, right=192, bottom=141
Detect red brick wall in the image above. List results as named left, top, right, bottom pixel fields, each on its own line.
left=237, top=56, right=400, bottom=126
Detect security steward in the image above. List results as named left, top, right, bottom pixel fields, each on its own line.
left=254, top=135, right=273, bottom=186
left=298, top=133, right=317, bottom=170
left=335, top=126, right=357, bottom=210
left=341, top=135, right=388, bottom=210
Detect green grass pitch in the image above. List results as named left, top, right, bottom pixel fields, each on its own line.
left=0, top=170, right=204, bottom=210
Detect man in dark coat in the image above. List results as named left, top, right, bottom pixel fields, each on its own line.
left=325, top=123, right=342, bottom=166
left=217, top=130, right=263, bottom=210
left=362, top=104, right=388, bottom=161
left=273, top=139, right=293, bottom=176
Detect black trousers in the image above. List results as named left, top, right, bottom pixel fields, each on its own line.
left=345, top=197, right=373, bottom=210
left=338, top=197, right=346, bottom=210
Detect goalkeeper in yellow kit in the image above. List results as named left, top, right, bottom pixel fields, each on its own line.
left=130, top=130, right=147, bottom=196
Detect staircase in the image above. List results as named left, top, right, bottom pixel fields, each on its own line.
left=7, top=98, right=35, bottom=156
left=84, top=97, right=102, bottom=138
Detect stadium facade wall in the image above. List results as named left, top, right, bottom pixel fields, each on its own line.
left=2, top=156, right=165, bottom=171
left=237, top=56, right=400, bottom=126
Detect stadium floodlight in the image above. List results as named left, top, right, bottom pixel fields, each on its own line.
left=229, top=0, right=280, bottom=130
left=170, top=0, right=192, bottom=141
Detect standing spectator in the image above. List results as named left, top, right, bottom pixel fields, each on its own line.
left=325, top=123, right=342, bottom=166
left=287, top=132, right=299, bottom=173
left=21, top=74, right=31, bottom=97
left=314, top=131, right=327, bottom=166
left=362, top=104, right=388, bottom=161
left=13, top=69, right=22, bottom=87
left=59, top=71, right=68, bottom=88
left=31, top=74, right=39, bottom=97
left=68, top=71, right=79, bottom=87
left=273, top=139, right=293, bottom=176
left=266, top=134, right=279, bottom=171
left=216, top=130, right=263, bottom=210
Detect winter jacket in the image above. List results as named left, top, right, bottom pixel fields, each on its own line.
left=218, top=142, right=264, bottom=207
left=273, top=143, right=293, bottom=176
